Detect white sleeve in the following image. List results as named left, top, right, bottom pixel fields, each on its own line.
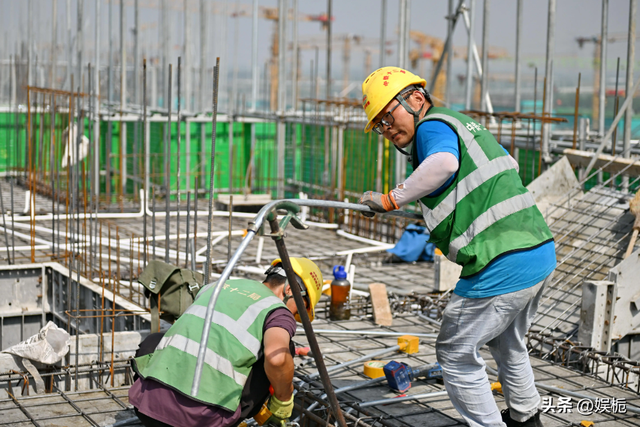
left=390, top=152, right=459, bottom=207
left=508, top=154, right=520, bottom=173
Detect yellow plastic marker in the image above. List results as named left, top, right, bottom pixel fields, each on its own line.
left=363, top=360, right=388, bottom=378
left=490, top=382, right=502, bottom=393
left=580, top=421, right=594, bottom=427
left=398, top=335, right=419, bottom=354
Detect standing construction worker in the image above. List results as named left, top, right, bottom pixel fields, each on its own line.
left=358, top=67, right=555, bottom=427
left=129, top=257, right=323, bottom=427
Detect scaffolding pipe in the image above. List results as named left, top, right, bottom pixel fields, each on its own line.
left=464, top=0, right=475, bottom=110
left=514, top=0, right=522, bottom=111
left=599, top=0, right=608, bottom=134
left=251, top=0, right=259, bottom=110
left=94, top=0, right=101, bottom=200
left=292, top=0, right=299, bottom=110
left=445, top=0, right=454, bottom=105
left=326, top=0, right=332, bottom=99
left=623, top=0, right=636, bottom=172
left=379, top=0, right=387, bottom=68
left=542, top=0, right=556, bottom=167
left=199, top=0, right=206, bottom=111
left=134, top=0, right=140, bottom=105
left=276, top=0, right=287, bottom=198
left=480, top=0, right=489, bottom=112
left=204, top=58, right=221, bottom=283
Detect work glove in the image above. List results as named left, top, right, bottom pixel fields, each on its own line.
left=359, top=191, right=399, bottom=217
left=266, top=394, right=294, bottom=424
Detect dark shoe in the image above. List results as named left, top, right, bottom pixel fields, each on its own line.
left=501, top=409, right=543, bottom=427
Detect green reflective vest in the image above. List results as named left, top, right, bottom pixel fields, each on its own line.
left=411, top=107, right=553, bottom=277
left=132, top=279, right=287, bottom=411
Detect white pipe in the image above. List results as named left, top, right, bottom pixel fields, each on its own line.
left=336, top=244, right=394, bottom=256
left=255, top=236, right=264, bottom=264
left=336, top=229, right=391, bottom=246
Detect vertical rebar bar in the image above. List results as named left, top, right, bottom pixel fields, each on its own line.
left=0, top=181, right=10, bottom=264
left=204, top=58, right=220, bottom=283
left=612, top=57, right=621, bottom=155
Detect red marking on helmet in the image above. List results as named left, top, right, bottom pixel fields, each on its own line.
left=400, top=70, right=406, bottom=74
left=383, top=82, right=389, bottom=86
left=383, top=76, right=389, bottom=80
left=364, top=101, right=370, bottom=108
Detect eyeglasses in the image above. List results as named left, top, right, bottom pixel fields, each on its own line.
left=372, top=92, right=413, bottom=135
left=372, top=100, right=403, bottom=135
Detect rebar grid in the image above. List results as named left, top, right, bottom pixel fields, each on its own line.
left=532, top=184, right=638, bottom=337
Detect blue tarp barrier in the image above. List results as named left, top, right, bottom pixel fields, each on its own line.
left=387, top=224, right=436, bottom=262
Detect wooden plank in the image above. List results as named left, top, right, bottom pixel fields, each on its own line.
left=563, top=148, right=640, bottom=177
left=369, top=283, right=393, bottom=327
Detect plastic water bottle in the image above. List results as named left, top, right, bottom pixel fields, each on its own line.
left=330, top=265, right=351, bottom=320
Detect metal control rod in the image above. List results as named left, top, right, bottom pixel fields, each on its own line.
left=268, top=213, right=348, bottom=427
left=191, top=199, right=421, bottom=422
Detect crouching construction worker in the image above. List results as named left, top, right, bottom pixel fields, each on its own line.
left=359, top=67, right=556, bottom=427
left=129, top=257, right=323, bottom=427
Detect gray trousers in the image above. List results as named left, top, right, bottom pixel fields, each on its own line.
left=436, top=273, right=552, bottom=427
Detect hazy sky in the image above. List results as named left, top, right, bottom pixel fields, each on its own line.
left=1, top=0, right=637, bottom=93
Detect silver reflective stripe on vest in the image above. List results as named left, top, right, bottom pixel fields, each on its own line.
left=448, top=192, right=536, bottom=262
left=420, top=156, right=516, bottom=232
left=183, top=295, right=283, bottom=358
left=426, top=113, right=489, bottom=167
left=184, top=305, right=262, bottom=356
left=156, top=334, right=248, bottom=387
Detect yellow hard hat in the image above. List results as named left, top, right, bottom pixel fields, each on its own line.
left=361, top=67, right=426, bottom=133
left=270, top=257, right=323, bottom=322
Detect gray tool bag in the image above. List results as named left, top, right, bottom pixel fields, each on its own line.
left=138, top=260, right=204, bottom=332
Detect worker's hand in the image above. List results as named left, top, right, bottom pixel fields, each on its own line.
left=267, top=394, right=294, bottom=421
left=359, top=191, right=399, bottom=216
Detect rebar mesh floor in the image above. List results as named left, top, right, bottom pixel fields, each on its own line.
left=532, top=185, right=637, bottom=338
left=0, top=386, right=135, bottom=426
left=292, top=313, right=640, bottom=426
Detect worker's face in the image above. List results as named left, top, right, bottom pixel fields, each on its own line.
left=373, top=92, right=426, bottom=148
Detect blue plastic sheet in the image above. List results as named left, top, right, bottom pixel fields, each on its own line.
left=387, top=224, right=436, bottom=262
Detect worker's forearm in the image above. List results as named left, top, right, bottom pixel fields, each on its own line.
left=391, top=152, right=459, bottom=207
left=264, top=352, right=294, bottom=401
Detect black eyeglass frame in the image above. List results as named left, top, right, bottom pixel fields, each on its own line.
left=371, top=92, right=414, bottom=135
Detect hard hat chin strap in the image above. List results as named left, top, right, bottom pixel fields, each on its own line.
left=391, top=92, right=425, bottom=157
